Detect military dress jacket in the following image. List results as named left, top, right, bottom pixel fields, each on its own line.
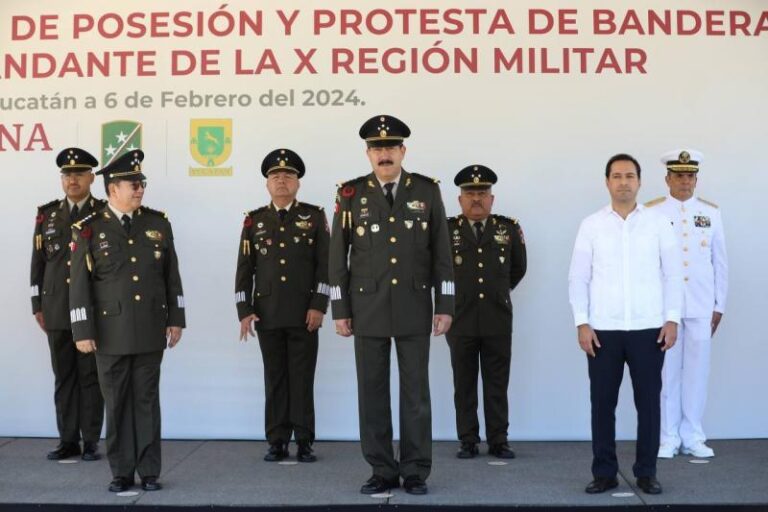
left=329, top=170, right=455, bottom=337
left=447, top=214, right=527, bottom=337
left=30, top=196, right=106, bottom=331
left=235, top=201, right=330, bottom=330
left=645, top=195, right=728, bottom=319
left=69, top=205, right=186, bottom=355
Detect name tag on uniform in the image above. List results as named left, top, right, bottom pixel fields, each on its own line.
left=694, top=215, right=711, bottom=228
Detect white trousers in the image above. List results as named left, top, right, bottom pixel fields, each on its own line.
left=660, top=317, right=711, bottom=448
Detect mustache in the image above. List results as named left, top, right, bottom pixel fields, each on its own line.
left=378, top=159, right=394, bottom=166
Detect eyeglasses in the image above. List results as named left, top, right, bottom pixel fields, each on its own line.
left=128, top=180, right=147, bottom=190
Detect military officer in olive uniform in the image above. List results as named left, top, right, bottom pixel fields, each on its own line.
left=69, top=150, right=185, bottom=493
left=646, top=149, right=728, bottom=459
left=235, top=148, right=330, bottom=463
left=446, top=165, right=527, bottom=460
left=329, top=115, right=455, bottom=496
left=31, top=147, right=105, bottom=461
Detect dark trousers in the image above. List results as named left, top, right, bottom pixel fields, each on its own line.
left=257, top=326, right=318, bottom=444
left=589, top=329, right=664, bottom=479
left=446, top=334, right=511, bottom=445
left=354, top=335, right=432, bottom=481
left=46, top=329, right=104, bottom=444
left=96, top=351, right=163, bottom=479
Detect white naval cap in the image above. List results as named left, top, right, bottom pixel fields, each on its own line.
left=660, top=148, right=704, bottom=173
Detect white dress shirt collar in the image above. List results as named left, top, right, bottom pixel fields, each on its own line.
left=273, top=201, right=294, bottom=212
left=67, top=195, right=90, bottom=212
left=108, top=202, right=134, bottom=220
left=666, top=194, right=696, bottom=209
left=376, top=172, right=402, bottom=197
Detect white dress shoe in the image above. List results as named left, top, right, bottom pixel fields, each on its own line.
left=657, top=443, right=679, bottom=459
left=681, top=442, right=715, bottom=458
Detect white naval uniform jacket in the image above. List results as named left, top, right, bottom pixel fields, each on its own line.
left=646, top=195, right=728, bottom=319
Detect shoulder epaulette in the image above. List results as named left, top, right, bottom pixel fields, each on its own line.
left=644, top=196, right=666, bottom=208
left=37, top=198, right=60, bottom=211
left=247, top=206, right=269, bottom=217
left=140, top=205, right=169, bottom=219
left=73, top=211, right=98, bottom=230
left=410, top=172, right=440, bottom=184
left=447, top=215, right=459, bottom=222
left=698, top=197, right=719, bottom=209
left=90, top=197, right=107, bottom=208
left=298, top=202, right=324, bottom=212
left=337, top=175, right=367, bottom=188
left=493, top=214, right=519, bottom=225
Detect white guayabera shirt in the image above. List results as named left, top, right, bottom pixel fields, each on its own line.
left=568, top=204, right=683, bottom=331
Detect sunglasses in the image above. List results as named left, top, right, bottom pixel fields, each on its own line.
left=127, top=180, right=147, bottom=191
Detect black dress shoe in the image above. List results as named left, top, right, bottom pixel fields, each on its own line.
left=141, top=476, right=162, bottom=491
left=403, top=475, right=428, bottom=495
left=636, top=476, right=662, bottom=495
left=109, top=476, right=134, bottom=493
left=47, top=442, right=81, bottom=460
left=263, top=442, right=289, bottom=462
left=585, top=477, right=619, bottom=494
left=296, top=441, right=317, bottom=463
left=82, top=442, right=101, bottom=461
left=488, top=443, right=516, bottom=459
left=457, top=442, right=478, bottom=459
left=360, top=475, right=399, bottom=495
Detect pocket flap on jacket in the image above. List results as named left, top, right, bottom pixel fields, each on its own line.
left=351, top=277, right=377, bottom=294
left=97, top=301, right=121, bottom=316
left=413, top=276, right=430, bottom=291
left=255, top=283, right=271, bottom=298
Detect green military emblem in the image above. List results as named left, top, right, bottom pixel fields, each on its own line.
left=190, top=119, right=232, bottom=167
left=101, top=120, right=143, bottom=166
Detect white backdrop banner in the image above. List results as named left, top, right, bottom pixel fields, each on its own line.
left=1, top=0, right=766, bottom=440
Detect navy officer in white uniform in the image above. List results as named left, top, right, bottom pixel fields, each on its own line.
left=645, top=149, right=728, bottom=459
